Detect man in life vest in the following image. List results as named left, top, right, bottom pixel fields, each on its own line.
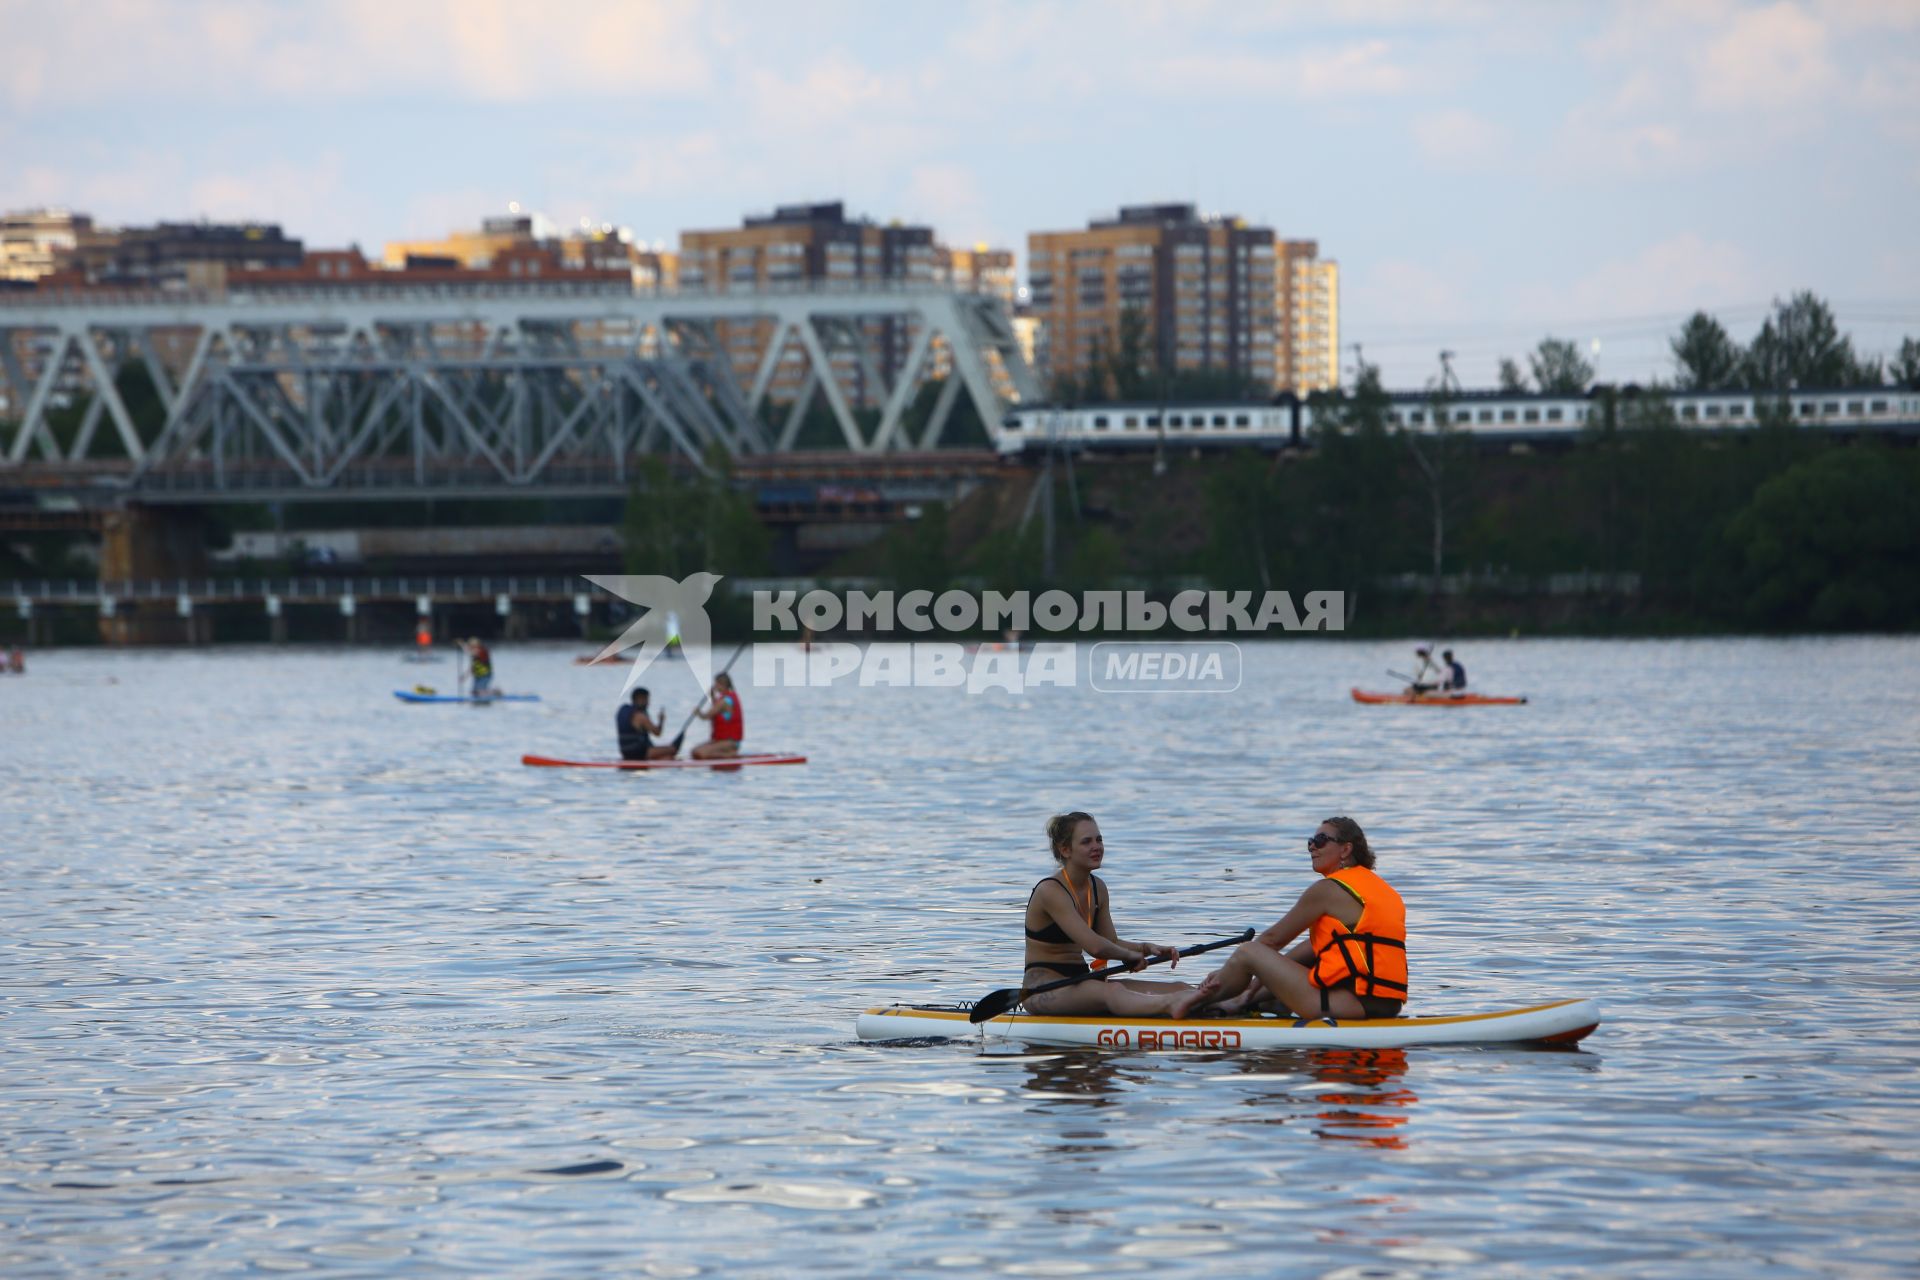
left=1170, top=816, right=1407, bottom=1021
left=462, top=637, right=495, bottom=697
left=690, top=672, right=742, bottom=760
left=616, top=687, right=682, bottom=761
left=1441, top=648, right=1467, bottom=694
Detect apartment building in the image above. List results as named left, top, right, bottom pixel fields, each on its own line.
left=384, top=210, right=675, bottom=291
left=56, top=220, right=305, bottom=289
left=1276, top=240, right=1339, bottom=394
left=1, top=208, right=94, bottom=282
left=679, top=201, right=938, bottom=406
left=1027, top=203, right=1277, bottom=395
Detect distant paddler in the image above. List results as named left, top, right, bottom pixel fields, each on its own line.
left=689, top=672, right=743, bottom=760
left=1019, top=811, right=1190, bottom=1016
left=461, top=637, right=496, bottom=697
left=1407, top=645, right=1440, bottom=695
left=1171, top=817, right=1407, bottom=1021
left=617, top=687, right=683, bottom=761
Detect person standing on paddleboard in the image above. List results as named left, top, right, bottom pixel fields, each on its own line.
left=463, top=637, right=495, bottom=697
left=690, top=672, right=743, bottom=760
left=616, top=687, right=682, bottom=761
left=1170, top=817, right=1407, bottom=1021
left=1021, top=812, right=1191, bottom=1016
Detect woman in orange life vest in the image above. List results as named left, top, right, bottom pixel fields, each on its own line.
left=1170, top=816, right=1407, bottom=1021
left=1022, top=812, right=1191, bottom=1016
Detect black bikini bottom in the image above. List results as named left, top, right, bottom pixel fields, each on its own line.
left=1025, top=961, right=1092, bottom=979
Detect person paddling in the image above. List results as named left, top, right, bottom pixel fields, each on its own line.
left=617, top=687, right=682, bottom=761
left=1170, top=816, right=1407, bottom=1021
left=462, top=637, right=495, bottom=697
left=1407, top=645, right=1440, bottom=695
left=1020, top=812, right=1190, bottom=1016
left=690, top=672, right=743, bottom=760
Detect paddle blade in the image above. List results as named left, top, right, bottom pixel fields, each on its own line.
left=969, top=987, right=1020, bottom=1024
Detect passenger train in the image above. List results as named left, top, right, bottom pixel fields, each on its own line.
left=995, top=386, right=1920, bottom=456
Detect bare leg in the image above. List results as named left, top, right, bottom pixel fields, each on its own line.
left=647, top=743, right=677, bottom=759
left=1173, top=942, right=1369, bottom=1019
left=691, top=740, right=740, bottom=760
left=1025, top=977, right=1193, bottom=1017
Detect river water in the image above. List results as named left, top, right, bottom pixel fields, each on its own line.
left=2, top=637, right=1917, bottom=1278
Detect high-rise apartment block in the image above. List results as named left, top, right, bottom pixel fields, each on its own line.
left=680, top=201, right=939, bottom=405
left=1276, top=240, right=1339, bottom=394
left=1027, top=203, right=1277, bottom=395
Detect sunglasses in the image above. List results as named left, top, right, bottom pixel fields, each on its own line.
left=1307, top=832, right=1345, bottom=849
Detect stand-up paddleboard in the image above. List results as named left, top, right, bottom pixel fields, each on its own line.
left=857, top=997, right=1599, bottom=1050
left=394, top=690, right=541, bottom=704
left=1351, top=688, right=1528, bottom=706
left=520, top=752, right=807, bottom=770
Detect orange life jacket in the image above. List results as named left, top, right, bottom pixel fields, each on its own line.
left=1308, top=866, right=1408, bottom=1002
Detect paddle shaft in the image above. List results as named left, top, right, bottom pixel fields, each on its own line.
left=674, top=639, right=751, bottom=739
left=971, top=928, right=1254, bottom=1023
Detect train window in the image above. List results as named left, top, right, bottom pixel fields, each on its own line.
left=1547, top=408, right=1563, bottom=421
left=1213, top=414, right=1227, bottom=427
left=1798, top=402, right=1814, bottom=416
left=1234, top=414, right=1250, bottom=427
left=1092, top=415, right=1109, bottom=430
left=1004, top=418, right=1024, bottom=431
left=1847, top=401, right=1863, bottom=414
left=1701, top=405, right=1718, bottom=419
left=1500, top=409, right=1517, bottom=423
left=1168, top=414, right=1183, bottom=428
left=1145, top=415, right=1160, bottom=427
left=1726, top=403, right=1744, bottom=416
left=1681, top=405, right=1698, bottom=419
left=1478, top=409, right=1493, bottom=423
left=1456, top=409, right=1472, bottom=424
left=1823, top=401, right=1840, bottom=414
left=1408, top=410, right=1425, bottom=425
left=1524, top=409, right=1540, bottom=423
left=1871, top=400, right=1888, bottom=413
left=1124, top=416, right=1139, bottom=428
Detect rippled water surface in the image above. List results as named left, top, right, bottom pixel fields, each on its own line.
left=3, top=637, right=1918, bottom=1277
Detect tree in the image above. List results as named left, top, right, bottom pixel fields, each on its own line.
left=1498, top=358, right=1528, bottom=393
left=1671, top=312, right=1742, bottom=391
left=1742, top=291, right=1862, bottom=390
left=1894, top=338, right=1920, bottom=390
left=1530, top=336, right=1595, bottom=394
left=1725, top=447, right=1920, bottom=629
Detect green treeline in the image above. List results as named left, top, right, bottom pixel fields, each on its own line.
left=1191, top=373, right=1920, bottom=631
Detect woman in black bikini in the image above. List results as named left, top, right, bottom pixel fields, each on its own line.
left=1022, top=811, right=1191, bottom=1016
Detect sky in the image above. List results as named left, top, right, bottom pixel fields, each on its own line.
left=3, top=0, right=1917, bottom=389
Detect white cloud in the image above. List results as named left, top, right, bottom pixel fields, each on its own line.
left=1412, top=109, right=1508, bottom=167
left=1562, top=233, right=1759, bottom=316
left=0, top=0, right=712, bottom=106
left=1696, top=2, right=1836, bottom=110
left=1159, top=40, right=1414, bottom=99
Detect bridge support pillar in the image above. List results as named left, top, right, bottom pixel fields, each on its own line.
left=98, top=506, right=208, bottom=646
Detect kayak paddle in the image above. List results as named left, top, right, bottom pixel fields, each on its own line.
left=969, top=928, right=1254, bottom=1023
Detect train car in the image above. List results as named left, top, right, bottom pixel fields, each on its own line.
left=995, top=385, right=1920, bottom=456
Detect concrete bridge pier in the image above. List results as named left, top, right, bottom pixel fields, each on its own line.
left=99, top=507, right=208, bottom=646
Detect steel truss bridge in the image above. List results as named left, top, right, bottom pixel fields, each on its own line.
left=0, top=282, right=1037, bottom=501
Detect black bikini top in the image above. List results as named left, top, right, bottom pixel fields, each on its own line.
left=1023, top=875, right=1102, bottom=945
